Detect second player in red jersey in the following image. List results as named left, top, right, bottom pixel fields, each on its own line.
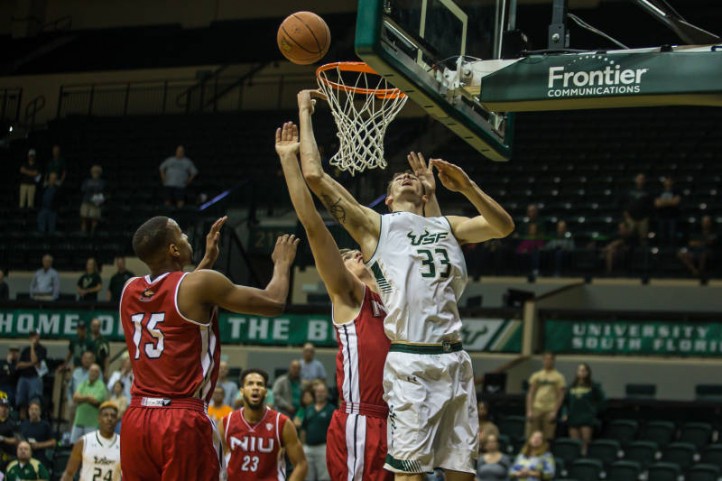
left=221, top=369, right=307, bottom=481
left=119, top=216, right=299, bottom=481
left=275, top=114, right=442, bottom=481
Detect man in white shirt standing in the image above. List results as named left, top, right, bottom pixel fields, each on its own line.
left=159, top=145, right=198, bottom=208
left=300, top=342, right=327, bottom=383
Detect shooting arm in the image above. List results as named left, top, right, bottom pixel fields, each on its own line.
left=276, top=124, right=363, bottom=304
left=297, top=91, right=380, bottom=255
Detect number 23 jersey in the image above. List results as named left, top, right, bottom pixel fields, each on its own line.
left=223, top=407, right=289, bottom=481
left=366, top=212, right=468, bottom=344
left=119, top=271, right=220, bottom=403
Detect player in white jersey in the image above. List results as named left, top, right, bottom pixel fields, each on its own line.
left=60, top=401, right=121, bottom=481
left=297, top=89, right=514, bottom=481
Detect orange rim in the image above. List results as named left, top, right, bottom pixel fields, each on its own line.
left=316, top=62, right=406, bottom=99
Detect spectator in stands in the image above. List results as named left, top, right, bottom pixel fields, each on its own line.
left=36, top=172, right=59, bottom=235
left=29, top=254, right=60, bottom=301
left=516, top=223, right=544, bottom=279
left=76, top=257, right=102, bottom=302
left=89, top=318, right=110, bottom=377
left=509, top=431, right=555, bottom=481
left=0, top=346, right=19, bottom=405
left=5, top=440, right=49, bottom=481
left=301, top=381, right=334, bottom=481
left=46, top=144, right=67, bottom=186
left=622, top=173, right=653, bottom=246
left=542, top=220, right=575, bottom=276
left=109, top=380, right=129, bottom=422
left=107, top=257, right=135, bottom=304
left=655, top=176, right=682, bottom=247
left=526, top=352, right=565, bottom=441
left=108, top=380, right=128, bottom=434
left=218, top=361, right=238, bottom=408
left=0, top=269, right=9, bottom=301
left=602, top=222, right=633, bottom=275
left=477, top=434, right=511, bottom=481
left=19, top=399, right=55, bottom=468
left=526, top=204, right=542, bottom=228
left=300, top=343, right=327, bottom=383
left=106, top=354, right=132, bottom=401
left=79, top=165, right=106, bottom=234
left=478, top=400, right=500, bottom=445
left=62, top=320, right=92, bottom=371
left=70, top=363, right=107, bottom=443
left=159, top=145, right=198, bottom=208
left=19, top=149, right=40, bottom=209
left=16, top=330, right=47, bottom=420
left=67, top=351, right=95, bottom=422
left=207, top=386, right=233, bottom=425
left=293, top=385, right=315, bottom=429
left=563, top=363, right=605, bottom=455
left=678, top=215, right=718, bottom=278
left=0, top=397, right=17, bottom=470
left=273, top=359, right=302, bottom=417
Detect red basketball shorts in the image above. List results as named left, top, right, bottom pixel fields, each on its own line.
left=327, top=409, right=393, bottom=481
left=120, top=398, right=222, bottom=481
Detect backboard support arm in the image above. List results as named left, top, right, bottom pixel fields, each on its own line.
left=547, top=0, right=569, bottom=50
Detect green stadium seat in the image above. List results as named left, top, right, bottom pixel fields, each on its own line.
left=552, top=438, right=583, bottom=466
left=685, top=464, right=721, bottom=481
left=606, top=460, right=641, bottom=481
left=568, top=458, right=603, bottom=481
left=660, top=442, right=696, bottom=471
left=647, top=462, right=682, bottom=481
left=679, top=422, right=713, bottom=450
left=639, top=421, right=676, bottom=448
left=700, top=445, right=722, bottom=468
left=623, top=441, right=659, bottom=469
left=587, top=439, right=621, bottom=467
left=601, top=419, right=639, bottom=446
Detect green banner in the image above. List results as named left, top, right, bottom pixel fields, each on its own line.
left=463, top=318, right=522, bottom=353
left=0, top=309, right=521, bottom=352
left=0, top=309, right=337, bottom=346
left=481, top=50, right=722, bottom=111
left=545, top=319, right=722, bottom=357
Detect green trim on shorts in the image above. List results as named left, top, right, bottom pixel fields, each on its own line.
left=385, top=454, right=425, bottom=473
left=389, top=341, right=463, bottom=354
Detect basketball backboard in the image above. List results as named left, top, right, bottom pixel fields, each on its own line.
left=355, top=0, right=515, bottom=161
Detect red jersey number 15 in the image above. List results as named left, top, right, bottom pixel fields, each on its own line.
left=131, top=312, right=166, bottom=359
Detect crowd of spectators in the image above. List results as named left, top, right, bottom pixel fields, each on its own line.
left=15, top=144, right=200, bottom=243
left=21, top=253, right=134, bottom=303
left=469, top=173, right=719, bottom=281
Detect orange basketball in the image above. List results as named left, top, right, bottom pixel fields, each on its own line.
left=277, top=11, right=331, bottom=65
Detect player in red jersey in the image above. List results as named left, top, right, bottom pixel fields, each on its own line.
left=119, top=216, right=299, bottom=481
left=220, top=368, right=307, bottom=481
left=275, top=113, right=441, bottom=481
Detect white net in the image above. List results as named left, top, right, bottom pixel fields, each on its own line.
left=317, top=63, right=408, bottom=175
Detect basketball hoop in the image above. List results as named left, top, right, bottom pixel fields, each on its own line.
left=316, top=62, right=407, bottom=175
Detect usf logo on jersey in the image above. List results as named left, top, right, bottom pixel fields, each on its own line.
left=407, top=228, right=449, bottom=246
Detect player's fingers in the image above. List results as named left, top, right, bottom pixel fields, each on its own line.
left=212, top=216, right=227, bottom=232
left=310, top=89, right=328, bottom=101
left=275, top=127, right=282, bottom=143
left=291, top=123, right=299, bottom=141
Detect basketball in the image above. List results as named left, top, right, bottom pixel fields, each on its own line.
left=277, top=11, right=331, bottom=65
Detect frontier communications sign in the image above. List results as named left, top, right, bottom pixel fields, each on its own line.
left=545, top=319, right=722, bottom=357
left=479, top=49, right=722, bottom=111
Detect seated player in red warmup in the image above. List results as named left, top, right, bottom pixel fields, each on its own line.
left=119, top=216, right=299, bottom=481
left=220, top=368, right=307, bottom=481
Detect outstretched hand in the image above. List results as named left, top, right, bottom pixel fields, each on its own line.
left=272, top=234, right=301, bottom=267
left=407, top=152, right=436, bottom=196
left=195, top=216, right=227, bottom=270
left=275, top=122, right=300, bottom=158
left=430, top=159, right=473, bottom=193
left=297, top=89, right=327, bottom=115
left=205, top=216, right=227, bottom=261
